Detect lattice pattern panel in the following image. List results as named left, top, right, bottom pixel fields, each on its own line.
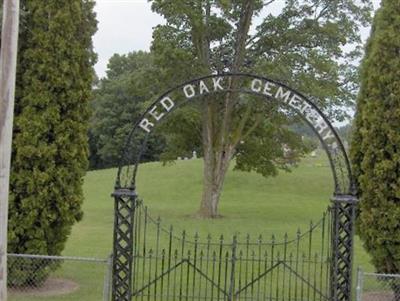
left=331, top=196, right=357, bottom=301
left=112, top=190, right=137, bottom=301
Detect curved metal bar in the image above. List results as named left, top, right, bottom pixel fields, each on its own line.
left=115, top=73, right=354, bottom=195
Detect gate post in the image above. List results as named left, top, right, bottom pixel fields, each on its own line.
left=330, top=194, right=358, bottom=301
left=111, top=188, right=137, bottom=301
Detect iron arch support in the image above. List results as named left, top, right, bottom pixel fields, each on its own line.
left=110, top=73, right=358, bottom=301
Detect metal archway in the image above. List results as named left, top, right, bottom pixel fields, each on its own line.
left=111, top=73, right=357, bottom=301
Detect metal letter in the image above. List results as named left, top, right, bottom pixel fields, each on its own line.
left=212, top=77, right=224, bottom=91
left=149, top=105, right=164, bottom=121
left=199, top=80, right=210, bottom=94
left=263, top=81, right=276, bottom=97
left=275, top=86, right=291, bottom=103
left=251, top=79, right=262, bottom=92
left=183, top=84, right=196, bottom=98
left=160, top=97, right=175, bottom=112
left=139, top=118, right=154, bottom=133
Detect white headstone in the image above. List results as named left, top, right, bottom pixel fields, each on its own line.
left=192, top=150, right=197, bottom=159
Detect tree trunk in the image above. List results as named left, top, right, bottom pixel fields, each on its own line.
left=197, top=97, right=234, bottom=218
left=198, top=146, right=232, bottom=218
left=195, top=0, right=255, bottom=218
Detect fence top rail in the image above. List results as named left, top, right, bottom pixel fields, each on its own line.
left=364, top=272, right=400, bottom=278
left=7, top=253, right=111, bottom=263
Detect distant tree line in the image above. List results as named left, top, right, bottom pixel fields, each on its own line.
left=89, top=51, right=166, bottom=169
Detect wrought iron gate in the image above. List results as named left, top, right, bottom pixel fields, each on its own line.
left=110, top=74, right=358, bottom=301
left=128, top=201, right=333, bottom=301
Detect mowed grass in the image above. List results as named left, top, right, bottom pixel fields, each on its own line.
left=10, top=153, right=374, bottom=300
left=65, top=153, right=372, bottom=269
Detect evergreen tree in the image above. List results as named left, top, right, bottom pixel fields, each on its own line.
left=7, top=0, right=97, bottom=285
left=351, top=0, right=400, bottom=298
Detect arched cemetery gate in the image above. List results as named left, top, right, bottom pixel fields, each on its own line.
left=111, top=73, right=357, bottom=301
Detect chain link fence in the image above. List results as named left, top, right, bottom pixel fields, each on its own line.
left=7, top=253, right=112, bottom=301
left=357, top=268, right=400, bottom=301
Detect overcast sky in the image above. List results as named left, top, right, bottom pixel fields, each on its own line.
left=93, top=0, right=381, bottom=78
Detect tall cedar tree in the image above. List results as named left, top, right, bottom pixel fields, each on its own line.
left=150, top=0, right=371, bottom=218
left=8, top=0, right=97, bottom=260
left=351, top=0, right=400, bottom=296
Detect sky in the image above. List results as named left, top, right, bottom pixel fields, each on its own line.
left=94, top=0, right=164, bottom=77
left=93, top=0, right=381, bottom=78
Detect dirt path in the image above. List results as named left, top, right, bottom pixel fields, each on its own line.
left=363, top=291, right=394, bottom=301
left=9, top=278, right=79, bottom=296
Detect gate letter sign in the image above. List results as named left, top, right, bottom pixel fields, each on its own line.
left=139, top=78, right=336, bottom=145
left=130, top=74, right=351, bottom=195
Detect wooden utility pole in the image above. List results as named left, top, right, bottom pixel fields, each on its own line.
left=0, top=0, right=20, bottom=300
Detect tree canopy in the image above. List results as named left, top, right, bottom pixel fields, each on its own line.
left=87, top=0, right=371, bottom=217
left=147, top=0, right=371, bottom=217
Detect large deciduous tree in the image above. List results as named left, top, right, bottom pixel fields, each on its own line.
left=351, top=0, right=400, bottom=297
left=6, top=0, right=97, bottom=285
left=150, top=0, right=371, bottom=218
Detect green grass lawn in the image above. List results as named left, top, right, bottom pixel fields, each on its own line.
left=10, top=153, right=374, bottom=300
left=65, top=153, right=372, bottom=269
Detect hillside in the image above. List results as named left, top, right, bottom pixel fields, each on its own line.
left=64, top=154, right=371, bottom=272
